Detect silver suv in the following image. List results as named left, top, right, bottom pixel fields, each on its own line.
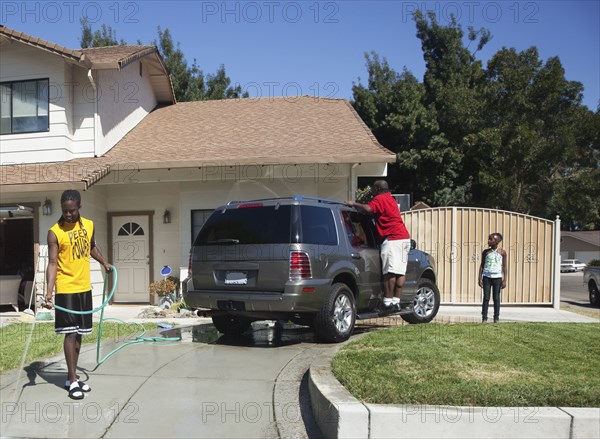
left=184, top=196, right=440, bottom=342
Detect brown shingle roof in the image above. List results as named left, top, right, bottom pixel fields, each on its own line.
left=81, top=45, right=159, bottom=69
left=0, top=25, right=88, bottom=66
left=95, top=96, right=395, bottom=168
left=1, top=97, right=394, bottom=191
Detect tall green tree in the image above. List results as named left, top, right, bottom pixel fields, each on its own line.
left=353, top=12, right=490, bottom=206
left=79, top=22, right=247, bottom=102
left=352, top=12, right=599, bottom=227
left=480, top=47, right=599, bottom=226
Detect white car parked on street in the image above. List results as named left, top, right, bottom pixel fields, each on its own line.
left=560, top=259, right=587, bottom=272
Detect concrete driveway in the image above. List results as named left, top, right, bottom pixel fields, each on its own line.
left=1, top=321, right=331, bottom=438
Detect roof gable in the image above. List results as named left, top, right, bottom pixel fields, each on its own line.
left=0, top=25, right=174, bottom=103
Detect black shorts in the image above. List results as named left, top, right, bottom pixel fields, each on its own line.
left=55, top=291, right=93, bottom=335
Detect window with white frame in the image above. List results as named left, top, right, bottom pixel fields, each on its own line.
left=0, top=79, right=49, bottom=134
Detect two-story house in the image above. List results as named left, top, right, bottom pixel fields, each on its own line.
left=0, top=25, right=395, bottom=307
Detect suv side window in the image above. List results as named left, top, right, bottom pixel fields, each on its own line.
left=300, top=206, right=338, bottom=245
left=342, top=211, right=378, bottom=249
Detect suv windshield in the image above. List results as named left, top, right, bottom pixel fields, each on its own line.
left=195, top=205, right=292, bottom=245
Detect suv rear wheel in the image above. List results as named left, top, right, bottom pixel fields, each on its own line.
left=212, top=314, right=252, bottom=336
left=314, top=283, right=356, bottom=343
left=401, top=278, right=440, bottom=324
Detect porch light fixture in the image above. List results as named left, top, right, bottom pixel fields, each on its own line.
left=42, top=198, right=52, bottom=216
left=163, top=209, right=171, bottom=224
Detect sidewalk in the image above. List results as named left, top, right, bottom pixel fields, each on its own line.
left=435, top=305, right=599, bottom=323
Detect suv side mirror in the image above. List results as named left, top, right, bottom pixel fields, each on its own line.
left=411, top=239, right=417, bottom=250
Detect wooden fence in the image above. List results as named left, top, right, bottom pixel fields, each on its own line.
left=404, top=208, right=559, bottom=305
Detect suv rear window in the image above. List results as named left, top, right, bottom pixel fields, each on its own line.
left=195, top=205, right=292, bottom=245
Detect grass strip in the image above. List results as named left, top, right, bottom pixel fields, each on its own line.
left=0, top=321, right=164, bottom=374
left=332, top=323, right=600, bottom=407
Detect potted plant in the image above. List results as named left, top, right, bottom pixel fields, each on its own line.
left=149, top=278, right=177, bottom=307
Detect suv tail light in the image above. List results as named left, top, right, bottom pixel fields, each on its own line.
left=289, top=251, right=312, bottom=280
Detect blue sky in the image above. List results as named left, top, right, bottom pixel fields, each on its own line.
left=2, top=1, right=598, bottom=110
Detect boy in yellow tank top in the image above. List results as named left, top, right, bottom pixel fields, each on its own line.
left=44, top=190, right=111, bottom=400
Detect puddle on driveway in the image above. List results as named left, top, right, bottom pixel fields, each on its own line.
left=161, top=321, right=316, bottom=347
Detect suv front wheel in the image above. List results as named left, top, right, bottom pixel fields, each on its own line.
left=314, top=283, right=356, bottom=343
left=401, top=278, right=440, bottom=324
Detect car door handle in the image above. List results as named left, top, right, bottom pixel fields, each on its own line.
left=351, top=253, right=362, bottom=260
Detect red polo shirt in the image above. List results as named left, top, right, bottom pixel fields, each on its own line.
left=368, top=192, right=410, bottom=241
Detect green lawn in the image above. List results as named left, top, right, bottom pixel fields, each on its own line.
left=0, top=321, right=163, bottom=374
left=332, top=323, right=600, bottom=407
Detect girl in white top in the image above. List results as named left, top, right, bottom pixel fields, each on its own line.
left=478, top=233, right=508, bottom=322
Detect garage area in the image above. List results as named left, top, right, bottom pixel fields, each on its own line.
left=0, top=205, right=35, bottom=311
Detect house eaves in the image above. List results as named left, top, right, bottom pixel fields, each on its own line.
left=0, top=25, right=91, bottom=68
left=0, top=162, right=111, bottom=193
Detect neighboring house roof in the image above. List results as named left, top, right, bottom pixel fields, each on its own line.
left=0, top=25, right=175, bottom=103
left=0, top=97, right=395, bottom=192
left=561, top=231, right=600, bottom=247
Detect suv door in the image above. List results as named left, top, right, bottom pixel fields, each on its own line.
left=341, top=210, right=382, bottom=309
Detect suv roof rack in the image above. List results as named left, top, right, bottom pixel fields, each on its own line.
left=225, top=195, right=348, bottom=207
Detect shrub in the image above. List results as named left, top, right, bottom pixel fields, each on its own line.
left=587, top=259, right=600, bottom=267
left=149, top=279, right=177, bottom=297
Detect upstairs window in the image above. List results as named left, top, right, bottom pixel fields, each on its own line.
left=0, top=79, right=49, bottom=134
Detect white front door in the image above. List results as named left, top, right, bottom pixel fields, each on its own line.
left=112, top=216, right=149, bottom=302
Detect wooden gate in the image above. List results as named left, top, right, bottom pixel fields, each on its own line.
left=404, top=208, right=559, bottom=305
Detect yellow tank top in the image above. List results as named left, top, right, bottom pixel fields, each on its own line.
left=50, top=217, right=94, bottom=294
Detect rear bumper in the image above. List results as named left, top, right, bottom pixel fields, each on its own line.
left=183, top=277, right=330, bottom=314
left=183, top=279, right=331, bottom=314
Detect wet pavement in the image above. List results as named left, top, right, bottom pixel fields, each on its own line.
left=1, top=320, right=330, bottom=438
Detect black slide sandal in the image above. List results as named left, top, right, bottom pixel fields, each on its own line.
left=68, top=383, right=84, bottom=400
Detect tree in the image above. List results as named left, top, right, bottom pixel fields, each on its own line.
left=154, top=27, right=247, bottom=102
left=352, top=52, right=439, bottom=203
left=79, top=19, right=125, bottom=48
left=352, top=12, right=491, bottom=206
left=80, top=22, right=247, bottom=102
left=480, top=47, right=599, bottom=224
left=352, top=11, right=599, bottom=227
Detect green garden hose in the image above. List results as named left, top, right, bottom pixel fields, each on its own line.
left=54, top=265, right=181, bottom=365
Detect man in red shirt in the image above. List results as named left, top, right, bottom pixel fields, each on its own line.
left=347, top=180, right=411, bottom=311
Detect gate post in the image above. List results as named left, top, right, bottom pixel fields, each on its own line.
left=553, top=216, right=561, bottom=309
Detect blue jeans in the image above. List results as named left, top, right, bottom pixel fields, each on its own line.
left=482, top=277, right=502, bottom=321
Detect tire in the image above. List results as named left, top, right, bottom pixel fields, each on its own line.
left=589, top=280, right=600, bottom=307
left=314, top=283, right=356, bottom=343
left=211, top=314, right=252, bottom=336
left=401, top=278, right=440, bottom=324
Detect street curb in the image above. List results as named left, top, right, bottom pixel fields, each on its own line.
left=308, top=356, right=600, bottom=439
